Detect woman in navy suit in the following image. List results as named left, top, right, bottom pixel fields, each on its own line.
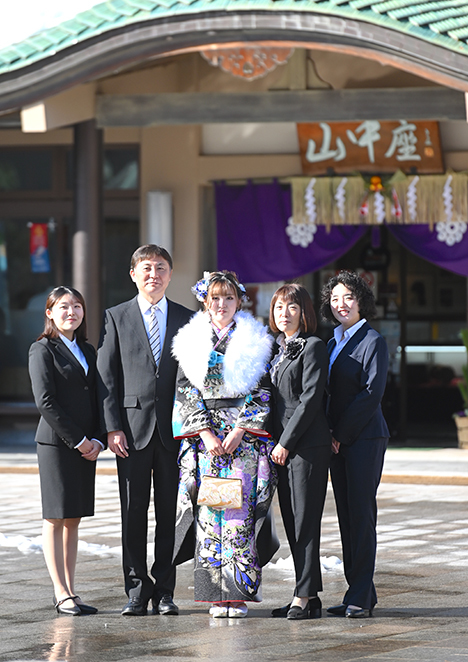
left=269, top=284, right=331, bottom=620
left=29, top=286, right=103, bottom=616
left=321, top=271, right=389, bottom=619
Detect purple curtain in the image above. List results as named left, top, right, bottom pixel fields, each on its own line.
left=388, top=224, right=468, bottom=278
left=215, top=181, right=365, bottom=283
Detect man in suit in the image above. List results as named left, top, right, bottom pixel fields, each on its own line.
left=97, top=245, right=193, bottom=616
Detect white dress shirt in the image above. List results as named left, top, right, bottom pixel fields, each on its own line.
left=329, top=318, right=367, bottom=373
left=137, top=294, right=168, bottom=353
left=59, top=333, right=88, bottom=374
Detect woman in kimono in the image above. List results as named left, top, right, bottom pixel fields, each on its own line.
left=171, top=271, right=277, bottom=618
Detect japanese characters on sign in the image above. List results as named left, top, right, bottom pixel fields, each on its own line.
left=297, top=121, right=443, bottom=175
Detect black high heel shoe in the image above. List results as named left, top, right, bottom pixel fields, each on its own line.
left=74, top=595, right=98, bottom=615
left=54, top=595, right=81, bottom=616
left=287, top=597, right=322, bottom=620
left=308, top=597, right=322, bottom=619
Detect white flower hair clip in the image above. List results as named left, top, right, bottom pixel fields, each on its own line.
left=191, top=271, right=211, bottom=302
left=191, top=271, right=249, bottom=303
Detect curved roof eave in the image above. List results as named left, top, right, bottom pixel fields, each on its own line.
left=1, top=9, right=468, bottom=113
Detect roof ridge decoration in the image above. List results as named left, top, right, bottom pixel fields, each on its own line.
left=1, top=0, right=468, bottom=76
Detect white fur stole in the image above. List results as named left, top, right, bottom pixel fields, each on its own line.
left=171, top=310, right=273, bottom=397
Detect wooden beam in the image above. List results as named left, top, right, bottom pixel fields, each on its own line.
left=96, top=88, right=465, bottom=126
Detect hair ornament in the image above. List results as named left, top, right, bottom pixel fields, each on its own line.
left=191, top=271, right=248, bottom=303
left=191, top=271, right=211, bottom=302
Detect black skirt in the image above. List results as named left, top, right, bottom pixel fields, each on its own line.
left=37, top=442, right=96, bottom=519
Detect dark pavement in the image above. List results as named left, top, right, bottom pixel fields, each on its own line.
left=1, top=447, right=468, bottom=661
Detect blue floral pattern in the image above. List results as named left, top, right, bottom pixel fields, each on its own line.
left=173, top=326, right=276, bottom=603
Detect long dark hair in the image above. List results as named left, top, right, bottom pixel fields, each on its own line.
left=269, top=283, right=317, bottom=334
left=37, top=286, right=87, bottom=342
left=320, top=270, right=377, bottom=325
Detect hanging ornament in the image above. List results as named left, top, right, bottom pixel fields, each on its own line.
left=360, top=174, right=398, bottom=224
left=285, top=217, right=318, bottom=247
left=334, top=178, right=347, bottom=221
left=435, top=220, right=468, bottom=246
left=286, top=178, right=318, bottom=247
left=407, top=176, right=419, bottom=222
left=390, top=188, right=403, bottom=220
left=304, top=178, right=317, bottom=224
left=369, top=176, right=383, bottom=192
left=374, top=191, right=386, bottom=224
left=442, top=174, right=453, bottom=223
left=359, top=193, right=369, bottom=219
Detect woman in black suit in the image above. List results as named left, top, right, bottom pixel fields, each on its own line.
left=28, top=286, right=103, bottom=616
left=269, top=284, right=331, bottom=620
left=321, top=271, right=389, bottom=619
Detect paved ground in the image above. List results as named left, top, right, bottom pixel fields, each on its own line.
left=1, top=446, right=468, bottom=661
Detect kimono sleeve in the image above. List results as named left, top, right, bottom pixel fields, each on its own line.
left=172, top=364, right=212, bottom=439
left=236, top=374, right=272, bottom=436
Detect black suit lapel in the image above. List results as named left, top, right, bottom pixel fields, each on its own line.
left=126, top=297, right=156, bottom=366
left=329, top=322, right=370, bottom=376
left=276, top=355, right=293, bottom=387
left=160, top=299, right=179, bottom=364
left=52, top=338, right=89, bottom=382
left=80, top=342, right=96, bottom=383
left=275, top=333, right=307, bottom=387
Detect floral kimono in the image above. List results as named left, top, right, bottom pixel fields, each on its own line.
left=171, top=310, right=278, bottom=604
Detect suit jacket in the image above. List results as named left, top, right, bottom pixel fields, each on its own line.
left=97, top=296, right=193, bottom=452
left=327, top=321, right=390, bottom=446
left=29, top=337, right=103, bottom=449
left=271, top=333, right=331, bottom=456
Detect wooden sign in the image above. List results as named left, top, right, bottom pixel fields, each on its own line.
left=297, top=120, right=443, bottom=175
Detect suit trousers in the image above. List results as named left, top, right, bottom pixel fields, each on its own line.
left=277, top=445, right=330, bottom=597
left=117, top=428, right=179, bottom=603
left=330, top=436, right=388, bottom=610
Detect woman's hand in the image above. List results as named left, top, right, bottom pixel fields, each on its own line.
left=79, top=438, right=101, bottom=462
left=331, top=437, right=341, bottom=454
left=199, top=429, right=224, bottom=456
left=271, top=443, right=289, bottom=466
left=222, top=427, right=244, bottom=455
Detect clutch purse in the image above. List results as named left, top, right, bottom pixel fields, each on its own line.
left=197, top=476, right=243, bottom=510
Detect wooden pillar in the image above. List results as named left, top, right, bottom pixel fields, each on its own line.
left=73, top=119, right=103, bottom=346
left=399, top=244, right=408, bottom=443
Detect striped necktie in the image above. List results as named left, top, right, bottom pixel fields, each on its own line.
left=148, top=305, right=161, bottom=365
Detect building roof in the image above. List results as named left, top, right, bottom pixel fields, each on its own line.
left=1, top=0, right=468, bottom=75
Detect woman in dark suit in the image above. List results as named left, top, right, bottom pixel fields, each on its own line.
left=321, top=271, right=389, bottom=619
left=269, top=284, right=331, bottom=620
left=29, top=286, right=103, bottom=616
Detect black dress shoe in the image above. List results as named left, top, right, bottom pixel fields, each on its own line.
left=327, top=603, right=347, bottom=616
left=152, top=595, right=179, bottom=615
left=345, top=605, right=372, bottom=619
left=287, top=598, right=321, bottom=620
left=271, top=603, right=291, bottom=618
left=55, top=596, right=81, bottom=616
left=121, top=597, right=148, bottom=616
